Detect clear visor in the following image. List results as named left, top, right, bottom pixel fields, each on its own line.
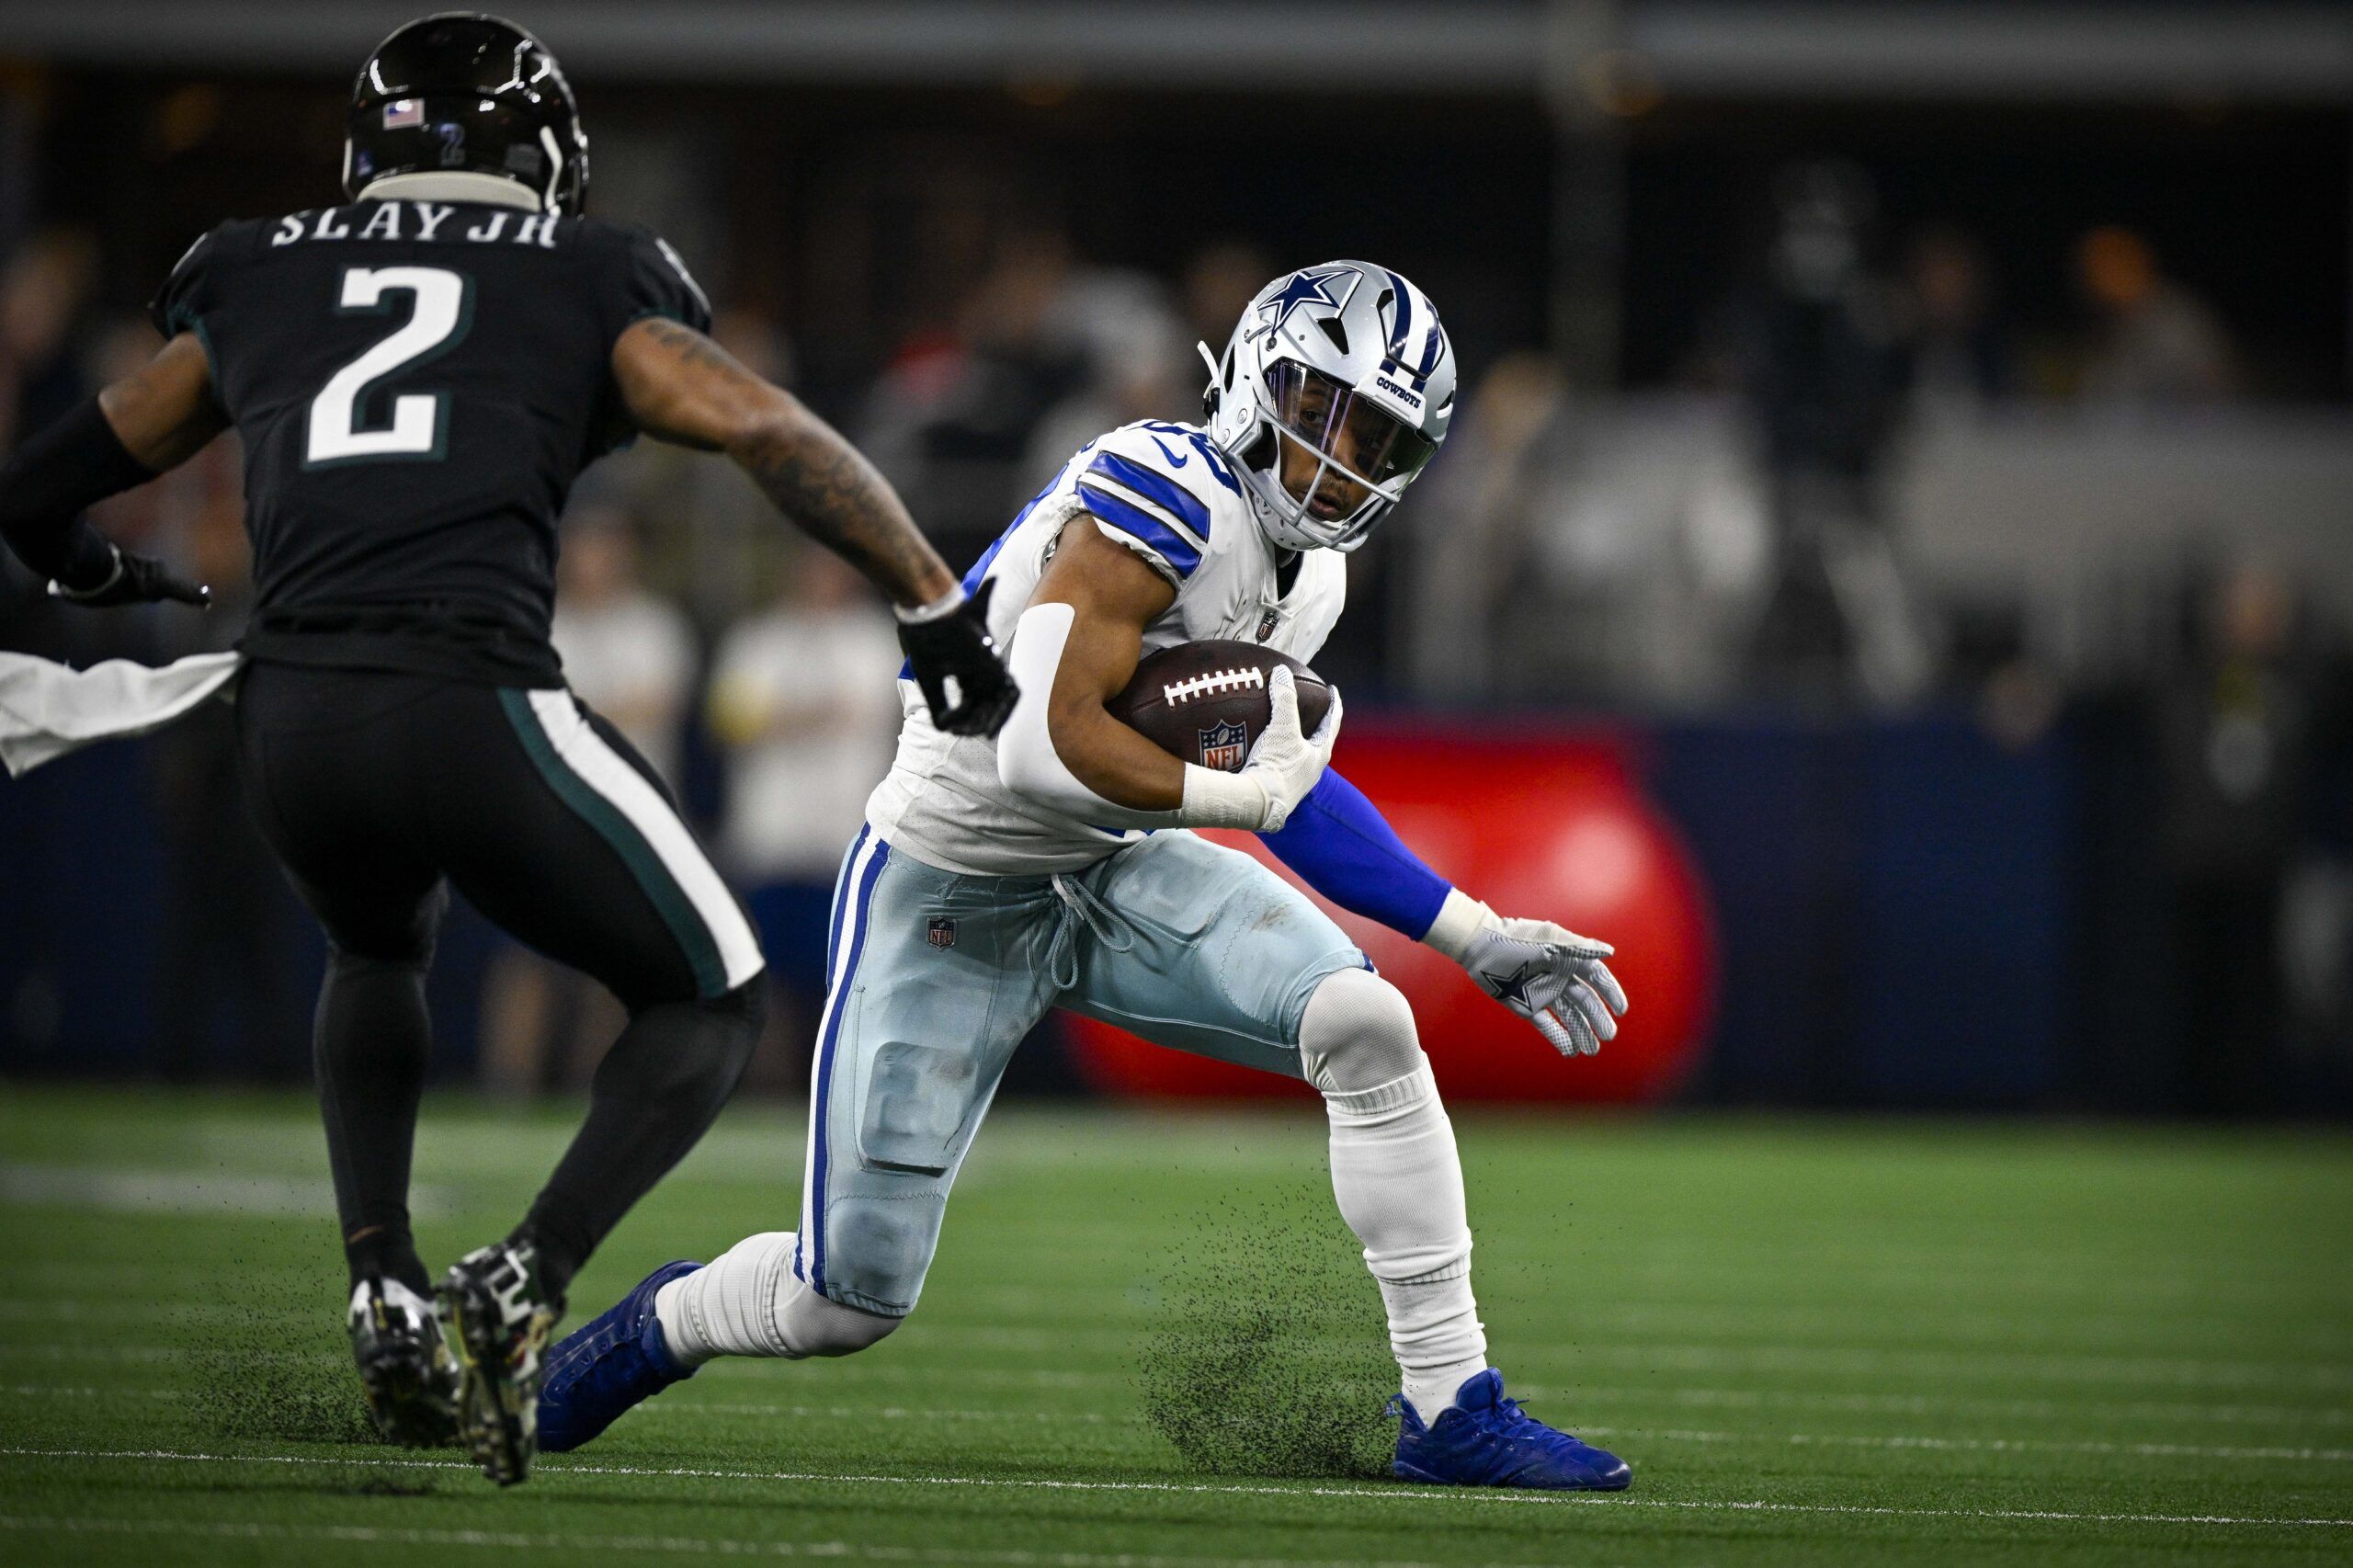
left=1265, top=360, right=1439, bottom=525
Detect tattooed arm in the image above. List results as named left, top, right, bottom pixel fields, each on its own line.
left=610, top=315, right=958, bottom=610
left=610, top=315, right=1017, bottom=735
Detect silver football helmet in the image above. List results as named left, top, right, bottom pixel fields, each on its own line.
left=1199, top=260, right=1456, bottom=552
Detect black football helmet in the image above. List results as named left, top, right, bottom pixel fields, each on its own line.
left=343, top=13, right=588, bottom=213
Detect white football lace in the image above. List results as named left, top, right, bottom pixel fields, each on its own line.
left=1161, top=666, right=1267, bottom=706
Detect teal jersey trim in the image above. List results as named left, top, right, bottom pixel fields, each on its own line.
left=497, top=687, right=727, bottom=997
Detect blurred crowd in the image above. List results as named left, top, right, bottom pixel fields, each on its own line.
left=1404, top=161, right=2275, bottom=715
left=2, top=147, right=2347, bottom=1111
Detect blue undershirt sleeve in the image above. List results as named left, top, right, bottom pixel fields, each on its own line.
left=1258, top=769, right=1452, bottom=940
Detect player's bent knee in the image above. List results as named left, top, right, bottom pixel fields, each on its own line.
left=614, top=978, right=766, bottom=1100
left=1298, top=968, right=1426, bottom=1096
left=778, top=1282, right=904, bottom=1358
left=705, top=975, right=767, bottom=1080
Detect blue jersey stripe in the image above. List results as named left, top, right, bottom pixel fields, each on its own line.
left=1077, top=483, right=1203, bottom=577
left=1087, top=450, right=1211, bottom=540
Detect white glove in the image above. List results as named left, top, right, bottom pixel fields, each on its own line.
left=1178, top=665, right=1342, bottom=832
left=1423, top=891, right=1629, bottom=1056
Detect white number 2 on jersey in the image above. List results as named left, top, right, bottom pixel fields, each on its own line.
left=304, top=266, right=472, bottom=467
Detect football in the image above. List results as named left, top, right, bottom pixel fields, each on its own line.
left=1108, top=639, right=1334, bottom=772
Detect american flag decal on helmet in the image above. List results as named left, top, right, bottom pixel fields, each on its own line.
left=1199, top=719, right=1249, bottom=773
left=383, top=99, right=424, bottom=130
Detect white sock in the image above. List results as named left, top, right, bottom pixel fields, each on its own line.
left=654, top=1230, right=799, bottom=1365
left=1322, top=1062, right=1490, bottom=1423
left=1390, top=1278, right=1491, bottom=1423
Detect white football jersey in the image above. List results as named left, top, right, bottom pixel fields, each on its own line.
left=866, top=420, right=1347, bottom=875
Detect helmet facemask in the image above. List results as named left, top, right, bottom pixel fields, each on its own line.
left=1242, top=360, right=1439, bottom=552
left=1200, top=261, right=1456, bottom=555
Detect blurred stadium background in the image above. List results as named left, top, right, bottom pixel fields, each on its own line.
left=3, top=0, right=2350, bottom=1119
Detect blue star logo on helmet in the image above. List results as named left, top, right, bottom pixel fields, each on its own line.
left=1245, top=265, right=1358, bottom=344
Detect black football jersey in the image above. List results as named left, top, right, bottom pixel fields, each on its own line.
left=149, top=197, right=710, bottom=684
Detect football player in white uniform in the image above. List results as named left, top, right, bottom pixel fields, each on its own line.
left=540, top=263, right=1634, bottom=1490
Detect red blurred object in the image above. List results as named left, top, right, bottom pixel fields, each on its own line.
left=1063, top=722, right=1716, bottom=1103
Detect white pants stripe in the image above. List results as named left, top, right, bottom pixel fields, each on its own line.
left=524, top=687, right=763, bottom=992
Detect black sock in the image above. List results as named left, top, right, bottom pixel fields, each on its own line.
left=519, top=981, right=764, bottom=1301
left=314, top=948, right=433, bottom=1296
left=346, top=1221, right=431, bottom=1296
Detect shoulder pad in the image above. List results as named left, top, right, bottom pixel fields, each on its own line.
left=1073, top=423, right=1233, bottom=582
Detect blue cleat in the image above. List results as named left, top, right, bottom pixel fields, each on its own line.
left=536, top=1259, right=701, bottom=1453
left=1390, top=1369, right=1632, bottom=1491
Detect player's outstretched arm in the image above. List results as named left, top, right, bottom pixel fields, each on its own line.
left=0, top=332, right=222, bottom=608
left=1259, top=770, right=1453, bottom=935
left=1261, top=768, right=1630, bottom=1057
left=609, top=316, right=1015, bottom=735
left=998, top=518, right=1337, bottom=831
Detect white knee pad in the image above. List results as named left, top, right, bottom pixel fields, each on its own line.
left=777, top=1278, right=904, bottom=1358
left=1299, top=967, right=1427, bottom=1096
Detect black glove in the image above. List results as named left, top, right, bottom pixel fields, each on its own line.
left=50, top=543, right=210, bottom=609
left=897, top=578, right=1017, bottom=737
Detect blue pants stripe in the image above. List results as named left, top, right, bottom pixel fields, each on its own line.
left=806, top=831, right=891, bottom=1297
left=797, top=825, right=868, bottom=1284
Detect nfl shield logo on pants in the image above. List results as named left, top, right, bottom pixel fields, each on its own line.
left=1199, top=719, right=1249, bottom=772
left=926, top=916, right=958, bottom=950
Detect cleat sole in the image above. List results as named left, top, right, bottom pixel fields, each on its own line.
left=349, top=1287, right=460, bottom=1449
left=439, top=1273, right=538, bottom=1486
left=355, top=1339, right=458, bottom=1449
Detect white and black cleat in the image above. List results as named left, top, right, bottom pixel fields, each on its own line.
left=347, top=1277, right=460, bottom=1448
left=438, top=1240, right=563, bottom=1485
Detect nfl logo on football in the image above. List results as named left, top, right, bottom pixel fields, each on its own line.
left=1199, top=719, right=1249, bottom=772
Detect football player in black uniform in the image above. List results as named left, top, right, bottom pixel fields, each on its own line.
left=0, top=14, right=1014, bottom=1484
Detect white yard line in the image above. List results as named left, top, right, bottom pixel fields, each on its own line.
left=0, top=1165, right=451, bottom=1219
left=838, top=1328, right=2353, bottom=1390
left=1, top=1516, right=1532, bottom=1568
left=958, top=1286, right=2353, bottom=1350
left=0, top=1346, right=334, bottom=1365
left=674, top=1365, right=2351, bottom=1426
left=8, top=1350, right=2353, bottom=1431
left=1514, top=1383, right=2350, bottom=1427
left=620, top=1399, right=2353, bottom=1462
left=20, top=1254, right=2339, bottom=1318
left=2, top=1444, right=2348, bottom=1529
left=4, top=1384, right=2342, bottom=1465
left=18, top=1293, right=2345, bottom=1365
left=1577, top=1427, right=2353, bottom=1463
left=662, top=1403, right=1120, bottom=1424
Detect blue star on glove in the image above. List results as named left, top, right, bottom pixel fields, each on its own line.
left=1426, top=893, right=1630, bottom=1057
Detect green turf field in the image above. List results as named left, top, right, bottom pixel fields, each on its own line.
left=1, top=1085, right=2348, bottom=1567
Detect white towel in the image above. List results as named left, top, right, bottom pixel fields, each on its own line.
left=0, top=650, right=244, bottom=778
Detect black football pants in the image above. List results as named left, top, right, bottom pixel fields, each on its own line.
left=235, top=663, right=766, bottom=1297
